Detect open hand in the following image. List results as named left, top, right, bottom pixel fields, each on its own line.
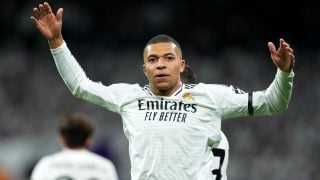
left=31, top=2, right=64, bottom=47
left=268, top=38, right=295, bottom=72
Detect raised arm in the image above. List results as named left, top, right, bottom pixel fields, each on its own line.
left=30, top=2, right=64, bottom=48
left=218, top=39, right=295, bottom=119
left=30, top=2, right=127, bottom=114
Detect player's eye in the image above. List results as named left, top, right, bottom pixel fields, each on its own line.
left=148, top=57, right=157, bottom=63
left=166, top=56, right=175, bottom=61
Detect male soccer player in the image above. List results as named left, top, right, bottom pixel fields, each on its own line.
left=181, top=65, right=229, bottom=180
left=30, top=113, right=119, bottom=180
left=31, top=2, right=295, bottom=179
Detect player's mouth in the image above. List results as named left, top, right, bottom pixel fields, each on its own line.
left=155, top=74, right=169, bottom=81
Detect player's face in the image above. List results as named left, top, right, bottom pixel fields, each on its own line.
left=143, top=42, right=185, bottom=96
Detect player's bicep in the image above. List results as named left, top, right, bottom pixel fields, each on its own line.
left=75, top=83, right=138, bottom=114
left=74, top=81, right=119, bottom=111
left=219, top=85, right=251, bottom=119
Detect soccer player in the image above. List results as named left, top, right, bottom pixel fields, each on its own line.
left=30, top=113, right=119, bottom=180
left=30, top=2, right=295, bottom=179
left=181, top=64, right=229, bottom=180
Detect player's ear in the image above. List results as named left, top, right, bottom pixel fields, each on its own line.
left=57, top=136, right=66, bottom=148
left=85, top=136, right=94, bottom=148
left=143, top=63, right=147, bottom=76
left=180, top=59, right=186, bottom=73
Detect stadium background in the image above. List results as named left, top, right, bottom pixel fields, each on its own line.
left=0, top=0, right=319, bottom=179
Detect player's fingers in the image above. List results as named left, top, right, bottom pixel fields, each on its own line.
left=56, top=8, right=64, bottom=22
left=279, top=38, right=285, bottom=47
left=286, top=46, right=294, bottom=54
left=33, top=7, right=40, bottom=19
left=39, top=4, right=45, bottom=14
left=43, top=2, right=53, bottom=14
left=280, top=39, right=294, bottom=57
left=267, top=42, right=277, bottom=55
left=30, top=16, right=39, bottom=27
left=278, top=38, right=287, bottom=54
left=30, top=16, right=37, bottom=23
left=268, top=42, right=280, bottom=64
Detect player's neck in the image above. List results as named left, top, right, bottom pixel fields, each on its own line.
left=63, top=147, right=87, bottom=151
left=151, top=82, right=182, bottom=96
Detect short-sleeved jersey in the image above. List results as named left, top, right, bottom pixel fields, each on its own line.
left=50, top=42, right=294, bottom=180
left=31, top=150, right=119, bottom=180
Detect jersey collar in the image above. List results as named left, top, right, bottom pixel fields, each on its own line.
left=143, top=83, right=184, bottom=97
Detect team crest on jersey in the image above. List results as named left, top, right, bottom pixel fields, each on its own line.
left=232, top=86, right=246, bottom=94
left=182, top=92, right=195, bottom=101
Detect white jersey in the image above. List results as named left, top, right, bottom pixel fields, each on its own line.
left=31, top=149, right=119, bottom=180
left=50, top=42, right=294, bottom=180
left=211, top=131, right=229, bottom=180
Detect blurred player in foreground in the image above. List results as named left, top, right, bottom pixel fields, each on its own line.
left=30, top=113, right=119, bottom=180
left=31, top=2, right=295, bottom=179
left=181, top=65, right=229, bottom=180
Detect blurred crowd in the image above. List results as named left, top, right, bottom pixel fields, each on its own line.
left=0, top=0, right=319, bottom=180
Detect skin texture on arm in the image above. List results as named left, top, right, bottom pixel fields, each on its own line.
left=30, top=2, right=64, bottom=49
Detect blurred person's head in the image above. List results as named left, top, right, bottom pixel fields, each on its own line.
left=143, top=34, right=186, bottom=96
left=58, top=113, right=94, bottom=149
left=180, top=64, right=198, bottom=84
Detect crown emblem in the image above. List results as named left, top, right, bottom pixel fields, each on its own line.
left=182, top=92, right=195, bottom=101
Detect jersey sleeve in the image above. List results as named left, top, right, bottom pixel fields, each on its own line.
left=50, top=42, right=139, bottom=114
left=215, top=68, right=294, bottom=119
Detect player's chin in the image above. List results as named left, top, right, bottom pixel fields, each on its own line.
left=155, top=81, right=171, bottom=90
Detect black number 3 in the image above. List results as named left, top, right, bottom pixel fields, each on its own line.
left=211, top=148, right=225, bottom=180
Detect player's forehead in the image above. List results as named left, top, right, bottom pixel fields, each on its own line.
left=144, top=42, right=179, bottom=58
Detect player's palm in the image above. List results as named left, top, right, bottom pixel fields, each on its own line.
left=36, top=14, right=61, bottom=40
left=31, top=2, right=63, bottom=40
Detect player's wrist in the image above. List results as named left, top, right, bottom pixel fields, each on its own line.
left=277, top=68, right=295, bottom=79
left=48, top=36, right=64, bottom=49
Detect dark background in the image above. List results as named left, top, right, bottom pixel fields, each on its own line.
left=0, top=0, right=319, bottom=179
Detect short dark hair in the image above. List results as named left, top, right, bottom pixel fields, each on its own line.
left=146, top=34, right=181, bottom=48
left=180, top=64, right=199, bottom=84
left=145, top=34, right=182, bottom=57
left=59, top=113, right=94, bottom=148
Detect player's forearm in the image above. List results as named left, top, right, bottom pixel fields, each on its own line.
left=50, top=42, right=86, bottom=94
left=50, top=42, right=115, bottom=109
left=254, top=68, right=294, bottom=115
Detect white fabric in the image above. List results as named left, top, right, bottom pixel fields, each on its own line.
left=218, top=131, right=229, bottom=180
left=31, top=149, right=119, bottom=180
left=50, top=42, right=294, bottom=180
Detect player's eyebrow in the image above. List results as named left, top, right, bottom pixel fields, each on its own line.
left=163, top=53, right=175, bottom=57
left=147, top=54, right=158, bottom=59
left=147, top=53, right=175, bottom=59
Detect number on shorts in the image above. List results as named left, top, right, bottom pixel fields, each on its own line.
left=211, top=148, right=225, bottom=180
